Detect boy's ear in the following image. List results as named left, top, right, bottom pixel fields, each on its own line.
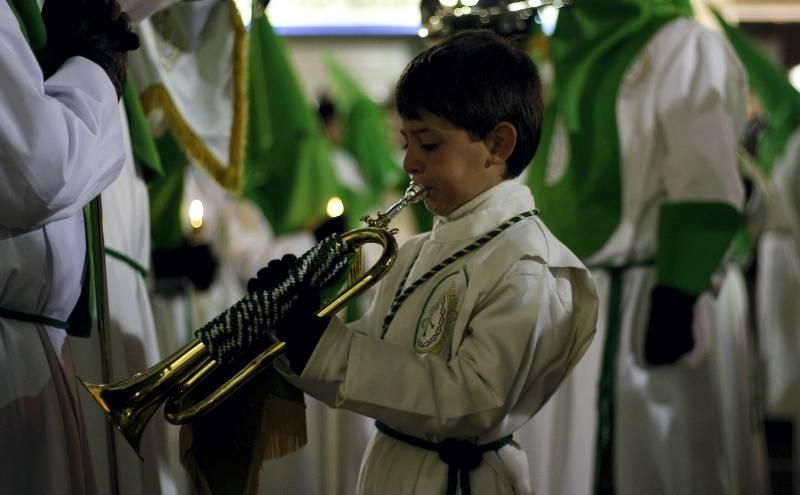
left=486, top=122, right=517, bottom=165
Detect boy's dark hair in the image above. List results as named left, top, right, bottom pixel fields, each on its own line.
left=395, top=29, right=543, bottom=178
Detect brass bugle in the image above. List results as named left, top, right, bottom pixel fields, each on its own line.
left=80, top=182, right=425, bottom=457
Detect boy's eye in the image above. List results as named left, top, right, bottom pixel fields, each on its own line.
left=401, top=141, right=409, bottom=150
left=421, top=143, right=439, bottom=152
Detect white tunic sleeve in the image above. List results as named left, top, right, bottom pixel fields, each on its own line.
left=293, top=259, right=596, bottom=439
left=0, top=4, right=124, bottom=229
left=655, top=23, right=746, bottom=207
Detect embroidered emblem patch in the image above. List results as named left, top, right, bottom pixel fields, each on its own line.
left=415, top=272, right=466, bottom=354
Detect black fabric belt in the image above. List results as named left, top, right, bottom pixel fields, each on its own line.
left=375, top=420, right=513, bottom=495
left=0, top=306, right=69, bottom=330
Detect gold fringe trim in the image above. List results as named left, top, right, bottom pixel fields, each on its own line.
left=140, top=0, right=248, bottom=192
left=241, top=396, right=308, bottom=494
left=253, top=395, right=308, bottom=462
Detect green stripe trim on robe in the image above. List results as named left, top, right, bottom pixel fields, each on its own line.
left=528, top=2, right=688, bottom=259
left=656, top=202, right=742, bottom=296
left=105, top=247, right=148, bottom=278
left=243, top=12, right=344, bottom=235
left=123, top=76, right=164, bottom=181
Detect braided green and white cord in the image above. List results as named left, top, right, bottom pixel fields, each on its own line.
left=197, top=235, right=352, bottom=364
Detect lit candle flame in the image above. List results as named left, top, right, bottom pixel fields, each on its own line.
left=189, top=200, right=204, bottom=229
left=790, top=64, right=800, bottom=92
left=326, top=197, right=345, bottom=218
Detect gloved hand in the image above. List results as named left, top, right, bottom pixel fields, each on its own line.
left=313, top=215, right=348, bottom=243
left=247, top=254, right=297, bottom=293
left=198, top=236, right=350, bottom=365
left=152, top=243, right=218, bottom=291
left=275, top=286, right=330, bottom=375
left=248, top=254, right=329, bottom=374
left=643, top=285, right=698, bottom=366
left=42, top=0, right=140, bottom=98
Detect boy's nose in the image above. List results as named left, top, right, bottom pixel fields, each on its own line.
left=403, top=150, right=421, bottom=176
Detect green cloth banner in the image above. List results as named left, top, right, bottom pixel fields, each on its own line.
left=712, top=7, right=800, bottom=173
left=243, top=13, right=344, bottom=235
left=326, top=56, right=404, bottom=206
left=123, top=77, right=164, bottom=181
left=148, top=130, right=189, bottom=250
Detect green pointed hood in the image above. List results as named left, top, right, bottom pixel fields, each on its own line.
left=243, top=11, right=344, bottom=235
left=528, top=0, right=690, bottom=258
left=7, top=0, right=46, bottom=62
left=712, top=7, right=800, bottom=172
left=551, top=0, right=692, bottom=131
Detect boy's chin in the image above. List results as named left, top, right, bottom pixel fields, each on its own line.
left=422, top=198, right=440, bottom=215
left=423, top=198, right=452, bottom=217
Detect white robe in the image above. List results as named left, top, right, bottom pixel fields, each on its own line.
left=757, top=128, right=800, bottom=416
left=516, top=18, right=751, bottom=495
left=0, top=2, right=125, bottom=493
left=699, top=265, right=771, bottom=495
left=286, top=181, right=599, bottom=495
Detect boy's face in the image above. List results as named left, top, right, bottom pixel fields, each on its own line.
left=401, top=111, right=505, bottom=217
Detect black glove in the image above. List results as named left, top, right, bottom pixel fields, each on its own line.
left=198, top=236, right=351, bottom=365
left=248, top=255, right=329, bottom=374
left=313, top=215, right=348, bottom=243
left=42, top=0, right=140, bottom=98
left=152, top=243, right=218, bottom=291
left=643, top=285, right=698, bottom=366
left=247, top=254, right=297, bottom=293
left=275, top=286, right=330, bottom=375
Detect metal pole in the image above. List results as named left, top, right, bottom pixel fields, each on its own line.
left=92, top=198, right=121, bottom=495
